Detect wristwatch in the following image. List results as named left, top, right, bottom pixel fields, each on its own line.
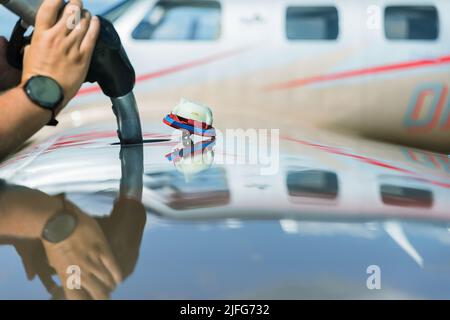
left=42, top=198, right=77, bottom=244
left=23, top=75, right=64, bottom=126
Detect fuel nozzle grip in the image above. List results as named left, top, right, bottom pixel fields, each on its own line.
left=85, top=16, right=135, bottom=98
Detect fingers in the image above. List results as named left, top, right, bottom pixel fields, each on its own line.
left=82, top=273, right=111, bottom=300
left=35, top=0, right=64, bottom=32
left=35, top=0, right=97, bottom=56
left=80, top=248, right=120, bottom=294
left=58, top=257, right=115, bottom=300
left=100, top=252, right=123, bottom=286
left=64, top=288, right=91, bottom=300
left=69, top=0, right=83, bottom=9
left=88, top=255, right=117, bottom=291
left=80, top=16, right=100, bottom=54
left=54, top=0, right=84, bottom=34
left=65, top=10, right=91, bottom=48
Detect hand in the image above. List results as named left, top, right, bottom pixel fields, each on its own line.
left=0, top=36, right=21, bottom=91
left=21, top=0, right=100, bottom=110
left=43, top=201, right=122, bottom=300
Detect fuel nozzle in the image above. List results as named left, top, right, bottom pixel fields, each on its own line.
left=86, top=16, right=143, bottom=145
left=1, top=0, right=143, bottom=145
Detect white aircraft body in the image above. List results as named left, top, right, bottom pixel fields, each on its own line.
left=69, top=0, right=450, bottom=152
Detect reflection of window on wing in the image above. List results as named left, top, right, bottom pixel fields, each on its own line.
left=380, top=185, right=433, bottom=208
left=144, top=167, right=230, bottom=210
left=286, top=170, right=339, bottom=202
left=378, top=175, right=434, bottom=209
left=132, top=0, right=222, bottom=41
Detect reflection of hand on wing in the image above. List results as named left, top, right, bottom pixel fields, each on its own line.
left=42, top=201, right=122, bottom=300
left=98, top=197, right=147, bottom=279
left=0, top=178, right=145, bottom=300
left=14, top=239, right=48, bottom=281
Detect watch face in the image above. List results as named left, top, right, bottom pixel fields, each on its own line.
left=26, top=76, right=63, bottom=109
left=42, top=212, right=77, bottom=243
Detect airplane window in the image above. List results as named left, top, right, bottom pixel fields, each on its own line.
left=144, top=167, right=230, bottom=210
left=385, top=6, right=439, bottom=40
left=101, top=0, right=136, bottom=23
left=286, top=6, right=339, bottom=40
left=132, top=0, right=221, bottom=41
left=287, top=170, right=339, bottom=199
left=380, top=184, right=433, bottom=208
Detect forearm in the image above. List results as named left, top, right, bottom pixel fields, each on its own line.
left=0, top=86, right=52, bottom=158
left=0, top=184, right=61, bottom=238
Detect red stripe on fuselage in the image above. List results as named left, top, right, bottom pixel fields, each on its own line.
left=282, top=135, right=450, bottom=189
left=76, top=48, right=248, bottom=97
left=76, top=50, right=450, bottom=96
left=265, top=55, right=450, bottom=91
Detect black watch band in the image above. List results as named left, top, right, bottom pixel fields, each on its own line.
left=47, top=110, right=59, bottom=127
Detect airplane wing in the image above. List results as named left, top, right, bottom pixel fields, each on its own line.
left=1, top=107, right=450, bottom=299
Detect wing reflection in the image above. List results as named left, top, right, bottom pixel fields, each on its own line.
left=0, top=145, right=146, bottom=300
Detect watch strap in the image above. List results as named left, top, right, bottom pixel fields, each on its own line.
left=47, top=109, right=59, bottom=127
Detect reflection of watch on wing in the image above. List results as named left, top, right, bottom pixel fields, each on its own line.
left=42, top=198, right=77, bottom=244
